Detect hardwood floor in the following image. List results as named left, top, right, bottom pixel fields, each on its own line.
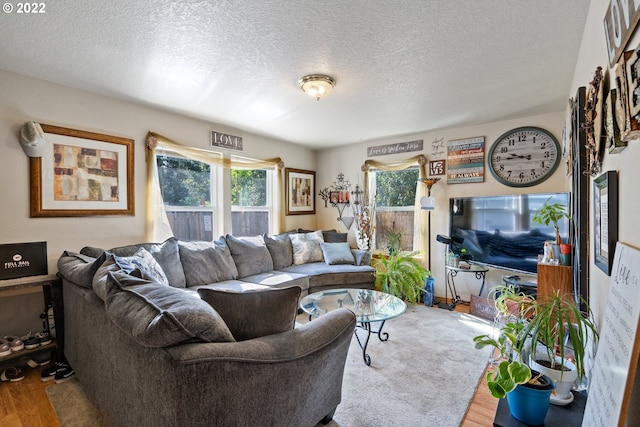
left=0, top=301, right=496, bottom=427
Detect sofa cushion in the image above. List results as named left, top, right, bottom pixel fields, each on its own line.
left=198, top=286, right=301, bottom=341
left=240, top=271, right=309, bottom=294
left=225, top=234, right=273, bottom=278
left=57, top=251, right=103, bottom=288
left=322, top=231, right=348, bottom=243
left=93, top=253, right=152, bottom=301
left=104, top=271, right=235, bottom=347
left=178, top=238, right=238, bottom=286
left=80, top=237, right=186, bottom=288
left=320, top=242, right=355, bottom=265
left=282, top=262, right=376, bottom=288
left=289, top=230, right=324, bottom=265
left=263, top=233, right=294, bottom=269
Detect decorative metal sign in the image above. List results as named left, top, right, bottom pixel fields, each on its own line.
left=367, top=140, right=423, bottom=157
left=211, top=131, right=243, bottom=151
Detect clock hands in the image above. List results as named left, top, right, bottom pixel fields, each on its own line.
left=505, top=153, right=532, bottom=160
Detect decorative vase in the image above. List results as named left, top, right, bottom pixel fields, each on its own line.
left=506, top=371, right=555, bottom=425
left=423, top=277, right=435, bottom=307
left=559, top=243, right=572, bottom=266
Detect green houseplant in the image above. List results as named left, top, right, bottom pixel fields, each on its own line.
left=518, top=290, right=599, bottom=398
left=532, top=197, right=570, bottom=245
left=374, top=251, right=429, bottom=304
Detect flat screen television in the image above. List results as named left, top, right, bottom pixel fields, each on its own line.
left=448, top=192, right=570, bottom=275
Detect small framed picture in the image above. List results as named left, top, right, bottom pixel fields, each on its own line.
left=594, top=170, right=618, bottom=275
left=429, top=160, right=446, bottom=176
left=285, top=168, right=315, bottom=215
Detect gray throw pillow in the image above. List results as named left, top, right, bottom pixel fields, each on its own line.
left=57, top=251, right=104, bottom=289
left=104, top=271, right=235, bottom=347
left=289, top=230, right=324, bottom=264
left=93, top=253, right=147, bottom=301
left=263, top=233, right=293, bottom=269
left=81, top=237, right=186, bottom=288
left=322, top=231, right=348, bottom=243
left=225, top=235, right=273, bottom=278
left=321, top=242, right=355, bottom=265
left=198, top=286, right=301, bottom=341
left=124, top=247, right=169, bottom=285
left=178, top=238, right=238, bottom=286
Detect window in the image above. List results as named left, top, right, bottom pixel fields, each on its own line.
left=373, top=168, right=419, bottom=251
left=157, top=154, right=217, bottom=241
left=231, top=168, right=271, bottom=236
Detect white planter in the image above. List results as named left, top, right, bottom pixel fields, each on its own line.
left=529, top=352, right=578, bottom=401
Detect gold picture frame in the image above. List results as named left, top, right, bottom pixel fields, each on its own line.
left=30, top=124, right=135, bottom=217
left=285, top=168, right=315, bottom=215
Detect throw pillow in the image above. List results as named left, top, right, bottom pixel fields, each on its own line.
left=92, top=253, right=144, bottom=301
left=263, top=233, right=293, bottom=269
left=289, top=230, right=324, bottom=265
left=56, top=251, right=106, bottom=289
left=322, top=231, right=348, bottom=243
left=320, top=242, right=355, bottom=265
left=197, top=286, right=301, bottom=341
left=80, top=237, right=186, bottom=288
left=225, top=235, right=273, bottom=278
left=104, top=271, right=235, bottom=347
left=178, top=238, right=238, bottom=286
left=125, top=247, right=169, bottom=286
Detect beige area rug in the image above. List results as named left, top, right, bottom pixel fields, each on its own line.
left=47, top=305, right=492, bottom=427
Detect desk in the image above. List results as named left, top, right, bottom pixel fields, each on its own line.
left=440, top=264, right=488, bottom=310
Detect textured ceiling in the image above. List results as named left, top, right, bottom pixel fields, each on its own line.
left=0, top=1, right=589, bottom=149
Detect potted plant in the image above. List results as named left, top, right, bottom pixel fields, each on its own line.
left=385, top=229, right=403, bottom=256
left=474, top=319, right=555, bottom=425
left=374, top=251, right=429, bottom=304
left=518, top=290, right=599, bottom=403
left=532, top=197, right=570, bottom=246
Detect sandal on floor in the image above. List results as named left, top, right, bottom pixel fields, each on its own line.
left=1, top=367, right=25, bottom=382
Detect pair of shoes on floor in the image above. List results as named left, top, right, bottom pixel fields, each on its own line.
left=1, top=367, right=25, bottom=382
left=41, top=362, right=75, bottom=383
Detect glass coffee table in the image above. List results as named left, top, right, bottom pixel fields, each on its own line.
left=300, top=288, right=407, bottom=366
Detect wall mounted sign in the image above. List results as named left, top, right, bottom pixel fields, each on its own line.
left=429, top=160, right=446, bottom=176
left=0, top=242, right=47, bottom=280
left=583, top=242, right=640, bottom=427
left=446, top=136, right=485, bottom=184
left=367, top=140, right=423, bottom=157
left=211, top=131, right=243, bottom=151
left=603, top=0, right=640, bottom=66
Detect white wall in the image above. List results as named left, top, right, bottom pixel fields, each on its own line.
left=570, top=1, right=640, bottom=327
left=317, top=111, right=567, bottom=301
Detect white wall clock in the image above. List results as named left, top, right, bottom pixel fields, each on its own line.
left=488, top=127, right=561, bottom=187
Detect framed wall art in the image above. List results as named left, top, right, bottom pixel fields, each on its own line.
left=447, top=136, right=484, bottom=184
left=594, top=170, right=618, bottom=275
left=30, top=124, right=134, bottom=217
left=285, top=168, right=315, bottom=215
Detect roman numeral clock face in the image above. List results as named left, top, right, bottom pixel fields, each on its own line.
left=488, top=127, right=561, bottom=187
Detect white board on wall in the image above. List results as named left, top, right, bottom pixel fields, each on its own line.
left=583, top=242, right=640, bottom=427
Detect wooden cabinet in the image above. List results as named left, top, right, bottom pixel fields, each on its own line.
left=536, top=264, right=573, bottom=300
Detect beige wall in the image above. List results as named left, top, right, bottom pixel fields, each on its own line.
left=317, top=112, right=568, bottom=301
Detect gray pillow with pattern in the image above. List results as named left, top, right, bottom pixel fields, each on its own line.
left=289, top=230, right=324, bottom=265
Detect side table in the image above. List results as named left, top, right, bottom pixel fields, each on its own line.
left=439, top=263, right=488, bottom=310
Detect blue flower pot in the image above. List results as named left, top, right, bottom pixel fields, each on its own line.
left=506, top=372, right=555, bottom=426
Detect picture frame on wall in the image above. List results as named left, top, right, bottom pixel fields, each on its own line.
left=30, top=124, right=134, bottom=217
left=594, top=170, right=619, bottom=275
left=285, top=168, right=315, bottom=215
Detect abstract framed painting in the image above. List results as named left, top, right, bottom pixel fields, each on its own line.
left=30, top=124, right=134, bottom=217
left=285, top=168, right=315, bottom=215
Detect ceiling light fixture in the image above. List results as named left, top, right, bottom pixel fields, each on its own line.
left=298, top=74, right=335, bottom=100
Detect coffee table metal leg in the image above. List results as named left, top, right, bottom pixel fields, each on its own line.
left=354, top=320, right=387, bottom=366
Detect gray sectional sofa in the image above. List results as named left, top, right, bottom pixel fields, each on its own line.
left=56, top=231, right=376, bottom=427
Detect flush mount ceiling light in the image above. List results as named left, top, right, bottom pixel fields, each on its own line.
left=298, top=74, right=335, bottom=100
